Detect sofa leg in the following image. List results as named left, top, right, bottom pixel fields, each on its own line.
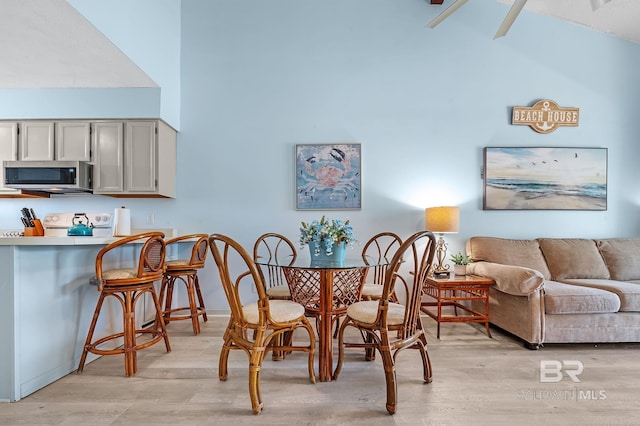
left=525, top=342, right=542, bottom=350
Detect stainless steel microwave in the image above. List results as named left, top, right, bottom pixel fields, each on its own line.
left=3, top=161, right=93, bottom=193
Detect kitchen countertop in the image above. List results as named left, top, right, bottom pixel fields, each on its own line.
left=0, top=228, right=178, bottom=246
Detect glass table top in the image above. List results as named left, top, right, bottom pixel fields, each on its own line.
left=255, top=255, right=387, bottom=270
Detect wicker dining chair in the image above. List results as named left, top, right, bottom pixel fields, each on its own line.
left=77, top=232, right=170, bottom=377
left=332, top=230, right=437, bottom=415
left=253, top=233, right=297, bottom=300
left=159, top=234, right=209, bottom=335
left=360, top=232, right=403, bottom=302
left=209, top=233, right=316, bottom=415
left=253, top=233, right=300, bottom=360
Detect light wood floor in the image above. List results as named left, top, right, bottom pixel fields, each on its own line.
left=1, top=314, right=639, bottom=425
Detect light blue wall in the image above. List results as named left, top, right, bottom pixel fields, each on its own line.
left=67, top=0, right=181, bottom=129
left=0, top=88, right=160, bottom=119
left=2, top=0, right=640, bottom=310
left=178, top=0, right=640, bottom=249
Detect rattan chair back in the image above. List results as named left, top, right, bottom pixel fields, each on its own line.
left=360, top=232, right=403, bottom=301
left=253, top=233, right=297, bottom=300
left=96, top=231, right=166, bottom=288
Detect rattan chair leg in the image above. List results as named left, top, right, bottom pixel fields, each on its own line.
left=332, top=317, right=350, bottom=380
left=219, top=343, right=231, bottom=381
left=194, top=274, right=208, bottom=323
left=302, top=319, right=317, bottom=383
left=76, top=292, right=106, bottom=373
left=161, top=277, right=175, bottom=323
left=418, top=333, right=433, bottom=383
left=185, top=275, right=201, bottom=334
left=379, top=340, right=398, bottom=415
left=150, top=288, right=172, bottom=352
left=123, top=289, right=137, bottom=376
left=249, top=342, right=266, bottom=414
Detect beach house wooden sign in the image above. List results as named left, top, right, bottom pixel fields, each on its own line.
left=512, top=99, right=579, bottom=134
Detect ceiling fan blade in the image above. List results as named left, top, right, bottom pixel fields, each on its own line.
left=493, top=0, right=528, bottom=39
left=427, top=0, right=470, bottom=29
left=590, top=0, right=612, bottom=11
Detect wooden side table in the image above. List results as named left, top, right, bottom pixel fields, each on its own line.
left=420, top=274, right=495, bottom=338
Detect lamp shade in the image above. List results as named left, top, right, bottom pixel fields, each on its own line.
left=425, top=206, right=460, bottom=233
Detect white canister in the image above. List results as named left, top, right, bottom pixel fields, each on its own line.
left=112, top=206, right=131, bottom=236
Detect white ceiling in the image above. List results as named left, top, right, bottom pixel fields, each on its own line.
left=497, top=0, right=640, bottom=44
left=0, top=0, right=155, bottom=88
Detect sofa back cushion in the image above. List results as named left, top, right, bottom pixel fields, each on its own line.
left=538, top=238, right=610, bottom=280
left=466, top=237, right=551, bottom=280
left=596, top=239, right=640, bottom=281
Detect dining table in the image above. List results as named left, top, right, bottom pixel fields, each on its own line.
left=256, top=256, right=385, bottom=382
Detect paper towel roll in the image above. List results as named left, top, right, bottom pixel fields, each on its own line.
left=113, top=206, right=131, bottom=236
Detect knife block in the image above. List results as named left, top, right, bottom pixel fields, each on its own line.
left=24, top=219, right=44, bottom=236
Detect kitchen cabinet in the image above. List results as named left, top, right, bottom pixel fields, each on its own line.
left=0, top=122, right=20, bottom=194
left=93, top=120, right=176, bottom=198
left=0, top=118, right=176, bottom=198
left=125, top=121, right=157, bottom=192
left=19, top=121, right=91, bottom=162
left=55, top=122, right=92, bottom=161
left=19, top=121, right=54, bottom=161
left=92, top=122, right=124, bottom=193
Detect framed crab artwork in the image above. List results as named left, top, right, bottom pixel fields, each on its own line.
left=295, top=143, right=361, bottom=210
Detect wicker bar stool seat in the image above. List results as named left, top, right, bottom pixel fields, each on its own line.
left=159, top=234, right=209, bottom=335
left=77, top=232, right=170, bottom=377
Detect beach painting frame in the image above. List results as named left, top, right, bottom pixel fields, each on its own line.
left=483, top=147, right=607, bottom=211
left=295, top=143, right=361, bottom=210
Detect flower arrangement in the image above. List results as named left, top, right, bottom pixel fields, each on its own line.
left=299, top=215, right=356, bottom=256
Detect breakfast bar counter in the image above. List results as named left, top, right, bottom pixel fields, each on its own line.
left=0, top=230, right=176, bottom=402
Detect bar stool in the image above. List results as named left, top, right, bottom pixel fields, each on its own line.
left=159, top=234, right=209, bottom=335
left=77, top=232, right=170, bottom=377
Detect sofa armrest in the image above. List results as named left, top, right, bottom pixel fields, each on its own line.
left=467, top=262, right=545, bottom=296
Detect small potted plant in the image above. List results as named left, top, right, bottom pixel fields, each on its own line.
left=450, top=252, right=472, bottom=276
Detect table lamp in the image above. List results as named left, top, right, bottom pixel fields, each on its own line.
left=425, top=206, right=460, bottom=276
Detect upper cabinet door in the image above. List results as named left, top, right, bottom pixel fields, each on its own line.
left=125, top=121, right=156, bottom=192
left=92, top=122, right=124, bottom=193
left=19, top=122, right=55, bottom=161
left=0, top=122, right=19, bottom=193
left=55, top=122, right=91, bottom=161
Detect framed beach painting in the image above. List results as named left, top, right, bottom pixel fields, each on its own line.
left=295, top=143, right=361, bottom=210
left=483, top=147, right=607, bottom=211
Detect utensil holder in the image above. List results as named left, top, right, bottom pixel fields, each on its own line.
left=24, top=219, right=44, bottom=236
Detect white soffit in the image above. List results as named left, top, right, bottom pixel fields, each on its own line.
left=496, top=0, right=640, bottom=44
left=0, top=0, right=157, bottom=88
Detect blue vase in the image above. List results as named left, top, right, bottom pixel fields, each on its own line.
left=309, top=241, right=346, bottom=265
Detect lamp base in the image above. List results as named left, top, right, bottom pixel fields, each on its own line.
left=432, top=270, right=450, bottom=278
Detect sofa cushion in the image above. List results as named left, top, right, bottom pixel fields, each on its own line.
left=466, top=237, right=551, bottom=280
left=467, top=262, right=544, bottom=296
left=596, top=239, right=640, bottom=281
left=543, top=280, right=620, bottom=314
left=558, top=279, right=640, bottom=312
left=538, top=238, right=610, bottom=280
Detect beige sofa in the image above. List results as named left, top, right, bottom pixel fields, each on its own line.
left=465, top=237, right=640, bottom=349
